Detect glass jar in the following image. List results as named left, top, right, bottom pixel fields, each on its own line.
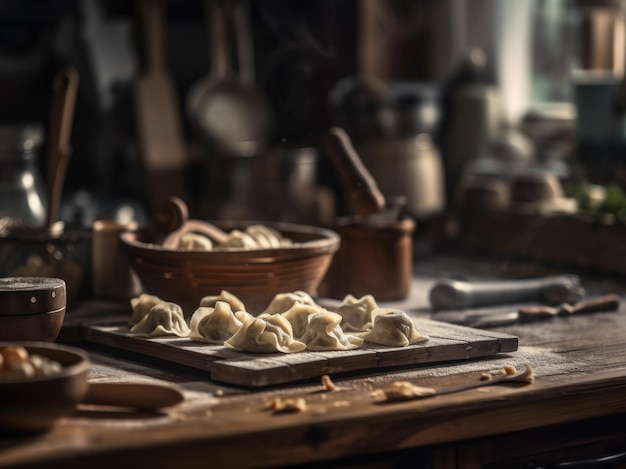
left=0, top=124, right=46, bottom=227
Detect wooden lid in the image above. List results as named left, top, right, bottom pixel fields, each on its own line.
left=0, top=277, right=66, bottom=316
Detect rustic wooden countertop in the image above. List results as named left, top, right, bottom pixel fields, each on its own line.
left=1, top=255, right=626, bottom=468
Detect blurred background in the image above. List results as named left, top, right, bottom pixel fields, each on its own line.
left=0, top=0, right=625, bottom=253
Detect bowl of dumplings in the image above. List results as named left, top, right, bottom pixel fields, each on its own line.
left=120, top=198, right=340, bottom=314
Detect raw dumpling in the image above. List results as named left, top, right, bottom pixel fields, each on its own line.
left=129, top=294, right=164, bottom=327
left=362, top=308, right=427, bottom=346
left=334, top=294, right=379, bottom=332
left=178, top=232, right=212, bottom=251
left=190, top=301, right=245, bottom=343
left=245, top=224, right=284, bottom=248
left=300, top=311, right=363, bottom=351
left=224, top=316, right=306, bottom=353
left=199, top=290, right=246, bottom=313
left=281, top=303, right=322, bottom=340
left=219, top=230, right=258, bottom=249
left=262, top=291, right=318, bottom=315
left=130, top=301, right=191, bottom=338
left=258, top=313, right=295, bottom=337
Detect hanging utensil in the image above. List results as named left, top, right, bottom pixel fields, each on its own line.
left=45, top=65, right=79, bottom=233
left=134, top=0, right=188, bottom=213
left=9, top=66, right=84, bottom=301
left=187, top=0, right=273, bottom=157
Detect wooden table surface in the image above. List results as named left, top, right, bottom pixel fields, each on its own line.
left=1, top=255, right=626, bottom=468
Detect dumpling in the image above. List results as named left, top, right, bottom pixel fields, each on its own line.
left=225, top=316, right=306, bottom=353
left=262, top=291, right=318, bottom=315
left=258, top=313, right=295, bottom=337
left=245, top=224, right=285, bottom=248
left=189, top=301, right=245, bottom=343
left=219, top=230, right=258, bottom=249
left=362, top=308, right=427, bottom=347
left=299, top=311, right=363, bottom=351
left=281, top=303, right=322, bottom=339
left=178, top=232, right=213, bottom=251
left=199, top=290, right=246, bottom=313
left=334, top=294, right=379, bottom=332
left=130, top=301, right=191, bottom=338
left=129, top=293, right=164, bottom=327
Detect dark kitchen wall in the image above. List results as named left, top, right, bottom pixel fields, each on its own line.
left=0, top=0, right=358, bottom=217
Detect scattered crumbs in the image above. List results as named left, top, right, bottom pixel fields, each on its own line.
left=332, top=400, right=350, bottom=408
left=382, top=381, right=437, bottom=402
left=214, top=389, right=224, bottom=397
left=320, top=393, right=327, bottom=400
left=519, top=362, right=535, bottom=383
left=321, top=374, right=337, bottom=392
left=314, top=408, right=328, bottom=416
left=205, top=410, right=213, bottom=417
left=503, top=365, right=517, bottom=376
left=369, top=389, right=386, bottom=400
left=267, top=397, right=307, bottom=414
left=480, top=373, right=492, bottom=381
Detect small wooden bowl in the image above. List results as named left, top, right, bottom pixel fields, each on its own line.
left=0, top=277, right=67, bottom=341
left=120, top=220, right=340, bottom=314
left=0, top=307, right=65, bottom=342
left=0, top=342, right=90, bottom=432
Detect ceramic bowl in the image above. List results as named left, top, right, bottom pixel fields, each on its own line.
left=120, top=220, right=340, bottom=314
left=0, top=342, right=90, bottom=432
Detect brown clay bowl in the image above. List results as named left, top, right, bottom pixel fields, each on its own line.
left=0, top=307, right=65, bottom=342
left=120, top=220, right=340, bottom=314
left=0, top=342, right=90, bottom=432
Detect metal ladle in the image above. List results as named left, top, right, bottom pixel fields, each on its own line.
left=187, top=0, right=273, bottom=157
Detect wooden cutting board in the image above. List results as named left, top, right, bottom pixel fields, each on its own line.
left=81, top=319, right=518, bottom=387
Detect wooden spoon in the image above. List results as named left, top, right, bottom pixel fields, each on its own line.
left=320, top=127, right=386, bottom=218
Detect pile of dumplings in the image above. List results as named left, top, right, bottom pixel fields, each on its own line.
left=168, top=224, right=294, bottom=252
left=128, top=290, right=428, bottom=354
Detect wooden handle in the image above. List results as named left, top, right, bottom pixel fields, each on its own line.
left=208, top=0, right=230, bottom=79
left=84, top=382, right=184, bottom=410
left=46, top=65, right=79, bottom=229
left=518, top=294, right=620, bottom=322
left=568, top=293, right=620, bottom=314
left=320, top=127, right=385, bottom=217
left=137, top=0, right=166, bottom=72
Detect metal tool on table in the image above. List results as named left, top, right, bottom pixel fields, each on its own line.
left=429, top=275, right=585, bottom=311
left=452, top=294, right=620, bottom=329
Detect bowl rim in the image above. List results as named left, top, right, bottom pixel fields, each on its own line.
left=0, top=341, right=90, bottom=384
left=120, top=220, right=340, bottom=255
